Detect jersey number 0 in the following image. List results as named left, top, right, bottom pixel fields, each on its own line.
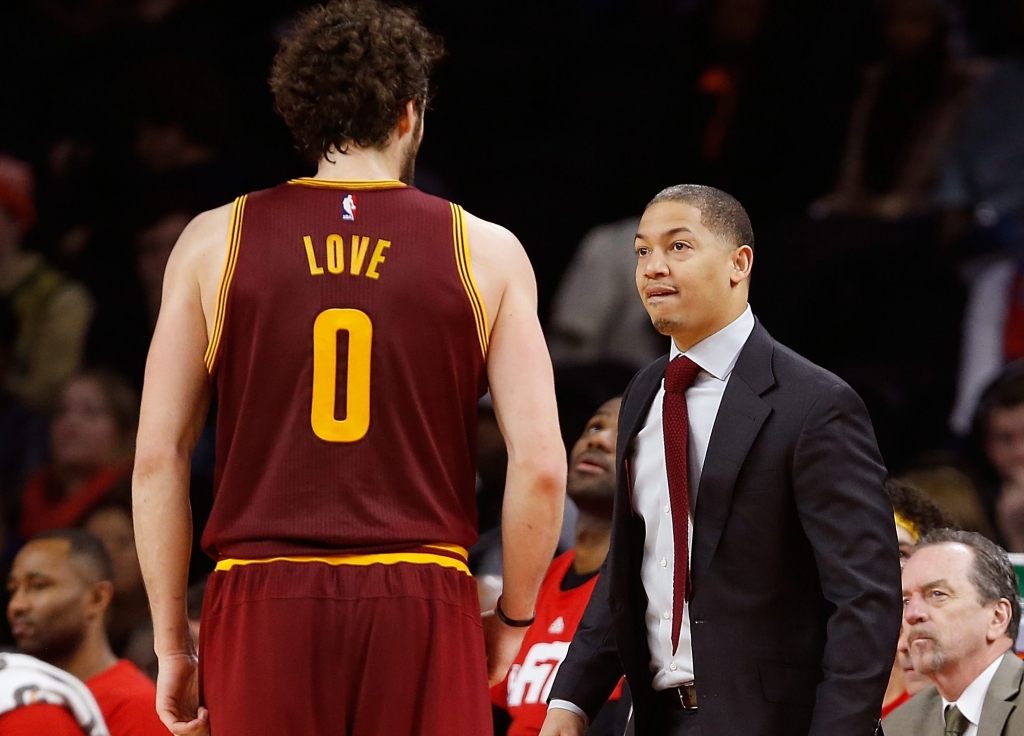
left=311, top=308, right=372, bottom=442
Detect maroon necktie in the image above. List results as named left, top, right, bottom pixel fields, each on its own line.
left=663, top=355, right=702, bottom=653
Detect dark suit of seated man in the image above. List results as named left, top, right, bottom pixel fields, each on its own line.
left=539, top=184, right=904, bottom=736
left=884, top=530, right=1024, bottom=736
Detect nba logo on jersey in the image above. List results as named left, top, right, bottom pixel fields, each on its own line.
left=342, top=194, right=357, bottom=221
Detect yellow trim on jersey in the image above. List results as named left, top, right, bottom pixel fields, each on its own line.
left=287, top=178, right=407, bottom=190
left=214, top=545, right=470, bottom=575
left=450, top=203, right=490, bottom=359
left=204, top=195, right=247, bottom=373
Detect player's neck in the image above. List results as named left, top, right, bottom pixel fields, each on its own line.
left=58, top=633, right=118, bottom=682
left=315, top=146, right=402, bottom=182
left=572, top=509, right=612, bottom=575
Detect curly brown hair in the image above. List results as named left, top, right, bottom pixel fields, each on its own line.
left=886, top=477, right=956, bottom=537
left=270, top=0, right=443, bottom=157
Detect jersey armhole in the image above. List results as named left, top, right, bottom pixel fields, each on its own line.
left=204, top=194, right=248, bottom=373
left=450, top=203, right=490, bottom=359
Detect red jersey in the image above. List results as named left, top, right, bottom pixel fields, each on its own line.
left=492, top=551, right=624, bottom=736
left=201, top=179, right=488, bottom=560
left=86, top=659, right=167, bottom=736
left=0, top=703, right=85, bottom=735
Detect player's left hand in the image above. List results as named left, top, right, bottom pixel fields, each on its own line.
left=156, top=652, right=210, bottom=736
left=481, top=609, right=529, bottom=686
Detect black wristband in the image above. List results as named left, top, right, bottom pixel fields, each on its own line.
left=495, top=595, right=535, bottom=627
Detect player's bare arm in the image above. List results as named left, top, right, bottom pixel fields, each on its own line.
left=465, top=211, right=567, bottom=685
left=132, top=202, right=232, bottom=735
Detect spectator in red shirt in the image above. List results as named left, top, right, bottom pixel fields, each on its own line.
left=18, top=370, right=137, bottom=540
left=492, top=397, right=630, bottom=736
left=7, top=528, right=169, bottom=735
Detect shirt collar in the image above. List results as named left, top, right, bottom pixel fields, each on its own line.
left=669, top=305, right=755, bottom=381
left=940, top=653, right=1008, bottom=727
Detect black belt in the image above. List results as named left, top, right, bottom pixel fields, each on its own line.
left=655, top=681, right=698, bottom=710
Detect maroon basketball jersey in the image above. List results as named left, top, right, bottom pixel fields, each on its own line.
left=201, top=178, right=488, bottom=560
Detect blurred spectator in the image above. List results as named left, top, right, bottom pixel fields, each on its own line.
left=935, top=40, right=1024, bottom=256
left=123, top=57, right=250, bottom=212
left=813, top=0, right=975, bottom=220
left=0, top=298, right=47, bottom=542
left=85, top=193, right=195, bottom=385
left=0, top=154, right=93, bottom=411
left=7, top=529, right=169, bottom=734
left=900, top=460, right=997, bottom=540
left=894, top=627, right=933, bottom=712
left=547, top=217, right=663, bottom=371
left=80, top=492, right=150, bottom=661
left=888, top=477, right=957, bottom=560
left=951, top=260, right=1024, bottom=437
left=19, top=370, right=137, bottom=540
left=969, top=362, right=1024, bottom=552
left=134, top=205, right=190, bottom=329
left=491, top=398, right=629, bottom=736
left=0, top=652, right=109, bottom=735
left=884, top=530, right=1023, bottom=736
left=882, top=478, right=955, bottom=718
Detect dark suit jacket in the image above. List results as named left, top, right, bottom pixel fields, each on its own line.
left=883, top=654, right=1024, bottom=736
left=548, top=321, right=903, bottom=736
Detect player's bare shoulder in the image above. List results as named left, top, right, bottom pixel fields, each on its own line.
left=461, top=209, right=537, bottom=330
left=163, top=201, right=236, bottom=324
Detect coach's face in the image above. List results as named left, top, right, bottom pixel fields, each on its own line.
left=902, top=543, right=1011, bottom=677
left=635, top=201, right=750, bottom=350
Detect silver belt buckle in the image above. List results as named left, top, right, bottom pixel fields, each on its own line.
left=678, top=681, right=698, bottom=710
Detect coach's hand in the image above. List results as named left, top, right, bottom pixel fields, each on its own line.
left=156, top=651, right=210, bottom=736
left=538, top=707, right=588, bottom=736
left=481, top=609, right=528, bottom=686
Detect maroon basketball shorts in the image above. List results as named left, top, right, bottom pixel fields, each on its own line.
left=199, top=557, right=492, bottom=735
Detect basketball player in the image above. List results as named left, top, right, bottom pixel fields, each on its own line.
left=131, top=2, right=566, bottom=735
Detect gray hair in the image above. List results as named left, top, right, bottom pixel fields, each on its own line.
left=915, top=529, right=1021, bottom=641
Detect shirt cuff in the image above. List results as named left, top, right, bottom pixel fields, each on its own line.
left=547, top=699, right=589, bottom=726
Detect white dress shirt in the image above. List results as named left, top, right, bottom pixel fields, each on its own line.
left=939, top=653, right=1008, bottom=736
left=634, top=305, right=754, bottom=689
left=548, top=306, right=754, bottom=722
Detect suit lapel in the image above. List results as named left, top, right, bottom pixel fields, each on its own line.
left=617, top=356, right=668, bottom=475
left=978, top=654, right=1023, bottom=736
left=690, top=322, right=775, bottom=593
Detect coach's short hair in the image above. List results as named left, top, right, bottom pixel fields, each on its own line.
left=647, top=184, right=755, bottom=250
left=30, top=528, right=114, bottom=585
left=915, top=529, right=1021, bottom=641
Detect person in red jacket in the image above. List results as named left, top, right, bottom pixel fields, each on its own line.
left=493, top=397, right=630, bottom=736
left=7, top=528, right=169, bottom=735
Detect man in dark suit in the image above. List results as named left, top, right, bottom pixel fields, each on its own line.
left=539, top=184, right=903, bottom=736
left=884, top=529, right=1024, bottom=736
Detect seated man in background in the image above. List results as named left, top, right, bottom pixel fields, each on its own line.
left=7, top=529, right=169, bottom=735
left=884, top=478, right=956, bottom=717
left=885, top=529, right=1024, bottom=736
left=492, top=398, right=630, bottom=736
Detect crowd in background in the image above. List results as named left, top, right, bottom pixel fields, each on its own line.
left=0, top=0, right=1023, bottom=722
